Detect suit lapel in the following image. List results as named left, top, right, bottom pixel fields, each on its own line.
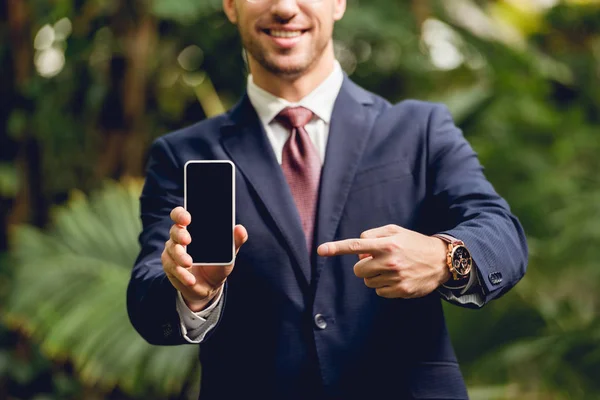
left=314, top=78, right=377, bottom=278
left=221, top=95, right=311, bottom=286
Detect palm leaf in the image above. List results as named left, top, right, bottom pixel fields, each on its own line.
left=4, top=180, right=199, bottom=398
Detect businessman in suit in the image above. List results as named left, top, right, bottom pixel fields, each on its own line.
left=127, top=0, right=528, bottom=398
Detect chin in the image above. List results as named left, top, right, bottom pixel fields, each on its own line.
left=262, top=55, right=314, bottom=77
left=270, top=64, right=307, bottom=77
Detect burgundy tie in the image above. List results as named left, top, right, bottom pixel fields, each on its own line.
left=275, top=107, right=322, bottom=251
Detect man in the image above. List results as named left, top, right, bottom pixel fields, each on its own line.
left=127, top=0, right=528, bottom=398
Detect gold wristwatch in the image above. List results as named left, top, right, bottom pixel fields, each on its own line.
left=433, top=234, right=472, bottom=281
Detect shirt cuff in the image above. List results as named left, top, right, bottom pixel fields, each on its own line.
left=438, top=265, right=484, bottom=308
left=175, top=287, right=224, bottom=343
left=459, top=262, right=478, bottom=295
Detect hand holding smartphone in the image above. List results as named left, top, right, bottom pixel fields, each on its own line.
left=184, top=160, right=235, bottom=265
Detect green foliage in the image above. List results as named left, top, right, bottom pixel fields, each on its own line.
left=3, top=180, right=199, bottom=398
left=0, top=163, right=18, bottom=197
left=152, top=0, right=223, bottom=23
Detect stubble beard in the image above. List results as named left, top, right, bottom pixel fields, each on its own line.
left=241, top=28, right=329, bottom=80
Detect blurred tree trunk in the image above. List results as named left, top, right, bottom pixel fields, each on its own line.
left=95, top=4, right=156, bottom=181
left=123, top=12, right=155, bottom=177
left=0, top=1, right=11, bottom=252
left=6, top=0, right=46, bottom=230
left=412, top=0, right=431, bottom=29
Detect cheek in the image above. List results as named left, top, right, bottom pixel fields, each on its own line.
left=322, top=22, right=334, bottom=40
left=237, top=18, right=259, bottom=43
left=236, top=8, right=261, bottom=35
left=313, top=14, right=334, bottom=40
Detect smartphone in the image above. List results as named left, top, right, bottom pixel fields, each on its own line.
left=184, top=160, right=235, bottom=265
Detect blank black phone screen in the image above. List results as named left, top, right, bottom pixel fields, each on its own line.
left=185, top=161, right=234, bottom=264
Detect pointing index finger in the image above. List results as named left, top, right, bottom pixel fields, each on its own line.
left=317, top=238, right=384, bottom=257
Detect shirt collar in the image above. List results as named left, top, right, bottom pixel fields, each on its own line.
left=247, top=60, right=344, bottom=126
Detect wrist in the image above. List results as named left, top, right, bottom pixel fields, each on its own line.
left=431, top=237, right=452, bottom=285
left=432, top=234, right=473, bottom=287
left=183, top=285, right=223, bottom=313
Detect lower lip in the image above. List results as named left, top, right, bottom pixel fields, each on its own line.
left=266, top=32, right=304, bottom=49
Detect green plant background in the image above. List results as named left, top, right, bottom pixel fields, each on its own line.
left=1, top=0, right=599, bottom=399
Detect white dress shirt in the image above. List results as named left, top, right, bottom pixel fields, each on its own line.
left=175, top=61, right=482, bottom=343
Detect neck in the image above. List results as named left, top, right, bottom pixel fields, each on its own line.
left=249, top=43, right=336, bottom=102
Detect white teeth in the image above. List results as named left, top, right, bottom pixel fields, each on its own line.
left=269, top=30, right=302, bottom=38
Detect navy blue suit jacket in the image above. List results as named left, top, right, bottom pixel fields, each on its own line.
left=127, top=77, right=528, bottom=399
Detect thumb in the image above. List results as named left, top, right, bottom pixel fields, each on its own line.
left=234, top=224, right=248, bottom=254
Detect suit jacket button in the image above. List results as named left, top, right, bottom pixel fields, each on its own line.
left=489, top=272, right=503, bottom=285
left=314, top=314, right=327, bottom=330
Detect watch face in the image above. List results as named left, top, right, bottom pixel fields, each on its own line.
left=452, top=246, right=472, bottom=276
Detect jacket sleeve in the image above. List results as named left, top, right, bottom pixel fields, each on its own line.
left=126, top=137, right=226, bottom=345
left=126, top=137, right=188, bottom=345
left=426, top=104, right=528, bottom=307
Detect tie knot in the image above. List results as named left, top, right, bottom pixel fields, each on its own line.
left=275, top=107, right=314, bottom=129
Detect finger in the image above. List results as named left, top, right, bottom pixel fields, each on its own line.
left=358, top=253, right=371, bottom=260
left=317, top=238, right=386, bottom=257
left=234, top=224, right=248, bottom=254
left=166, top=240, right=193, bottom=268
left=364, top=272, right=398, bottom=289
left=170, top=207, right=191, bottom=226
left=165, top=265, right=196, bottom=287
left=360, top=224, right=403, bottom=239
left=170, top=224, right=191, bottom=245
left=375, top=286, right=397, bottom=299
left=162, top=250, right=196, bottom=286
left=353, top=256, right=385, bottom=279
left=173, top=265, right=197, bottom=286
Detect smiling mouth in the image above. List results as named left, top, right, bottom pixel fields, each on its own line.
left=263, top=29, right=306, bottom=38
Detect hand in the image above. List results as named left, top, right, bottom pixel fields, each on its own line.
left=317, top=224, right=450, bottom=299
left=161, top=206, right=248, bottom=312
